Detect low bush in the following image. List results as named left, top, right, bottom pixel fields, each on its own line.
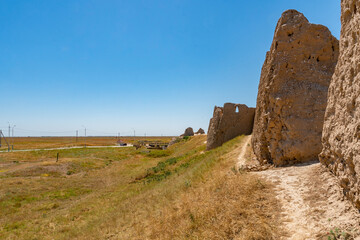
left=145, top=150, right=172, bottom=158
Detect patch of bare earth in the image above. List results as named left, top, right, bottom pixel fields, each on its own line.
left=242, top=136, right=360, bottom=239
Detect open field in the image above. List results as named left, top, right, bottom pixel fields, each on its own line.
left=0, top=135, right=280, bottom=239
left=0, top=136, right=173, bottom=151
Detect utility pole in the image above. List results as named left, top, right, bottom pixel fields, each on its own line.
left=0, top=130, right=10, bottom=152
left=84, top=128, right=87, bottom=148
left=118, top=132, right=120, bottom=140
left=76, top=130, right=78, bottom=142
left=82, top=126, right=86, bottom=148
left=11, top=125, right=16, bottom=150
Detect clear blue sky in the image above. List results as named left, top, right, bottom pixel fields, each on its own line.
left=0, top=0, right=341, bottom=136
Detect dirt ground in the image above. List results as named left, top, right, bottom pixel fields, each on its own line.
left=239, top=135, right=360, bottom=240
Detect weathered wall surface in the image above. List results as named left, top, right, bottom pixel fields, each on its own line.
left=251, top=10, right=339, bottom=166
left=320, top=0, right=360, bottom=208
left=206, top=103, right=255, bottom=150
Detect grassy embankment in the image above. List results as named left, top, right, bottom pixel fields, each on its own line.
left=0, top=135, right=279, bottom=239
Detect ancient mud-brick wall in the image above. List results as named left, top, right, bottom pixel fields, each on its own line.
left=320, top=0, right=360, bottom=208
left=251, top=10, right=339, bottom=166
left=183, top=127, right=194, bottom=137
left=195, top=128, right=205, bottom=134
left=206, top=103, right=255, bottom=150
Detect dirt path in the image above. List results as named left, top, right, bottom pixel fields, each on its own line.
left=236, top=135, right=251, bottom=169
left=238, top=137, right=360, bottom=239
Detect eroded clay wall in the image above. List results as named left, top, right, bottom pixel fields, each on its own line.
left=320, top=0, right=360, bottom=208
left=251, top=10, right=339, bottom=166
left=207, top=103, right=255, bottom=150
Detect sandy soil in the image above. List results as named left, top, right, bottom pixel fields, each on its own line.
left=238, top=136, right=360, bottom=239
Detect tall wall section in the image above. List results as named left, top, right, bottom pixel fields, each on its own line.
left=251, top=10, right=339, bottom=166
left=320, top=0, right=360, bottom=208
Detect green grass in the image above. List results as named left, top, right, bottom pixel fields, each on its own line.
left=142, top=149, right=172, bottom=158
left=327, top=227, right=352, bottom=240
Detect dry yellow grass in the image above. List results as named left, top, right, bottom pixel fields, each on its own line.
left=0, top=135, right=280, bottom=239
left=150, top=174, right=278, bottom=239
left=148, top=138, right=280, bottom=240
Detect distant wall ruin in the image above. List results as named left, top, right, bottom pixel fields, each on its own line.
left=181, top=127, right=194, bottom=137
left=251, top=10, right=339, bottom=166
left=195, top=128, right=205, bottom=135
left=206, top=103, right=255, bottom=150
left=320, top=0, right=360, bottom=208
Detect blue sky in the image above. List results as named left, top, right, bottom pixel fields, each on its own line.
left=0, top=0, right=341, bottom=136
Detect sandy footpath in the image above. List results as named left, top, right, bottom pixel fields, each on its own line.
left=236, top=135, right=252, bottom=168
left=238, top=136, right=360, bottom=239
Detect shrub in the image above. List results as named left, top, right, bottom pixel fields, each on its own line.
left=165, top=158, right=178, bottom=165
left=327, top=228, right=351, bottom=240
left=146, top=150, right=172, bottom=158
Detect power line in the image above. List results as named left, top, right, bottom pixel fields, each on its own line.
left=1, top=126, right=142, bottom=137
left=16, top=128, right=76, bottom=133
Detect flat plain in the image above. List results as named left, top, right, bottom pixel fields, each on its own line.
left=0, top=136, right=172, bottom=151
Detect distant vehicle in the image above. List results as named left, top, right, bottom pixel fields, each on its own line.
left=117, top=140, right=127, bottom=146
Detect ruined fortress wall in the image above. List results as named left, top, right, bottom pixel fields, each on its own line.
left=206, top=103, right=255, bottom=150
left=251, top=10, right=339, bottom=166
left=320, top=0, right=360, bottom=208
left=183, top=127, right=194, bottom=137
